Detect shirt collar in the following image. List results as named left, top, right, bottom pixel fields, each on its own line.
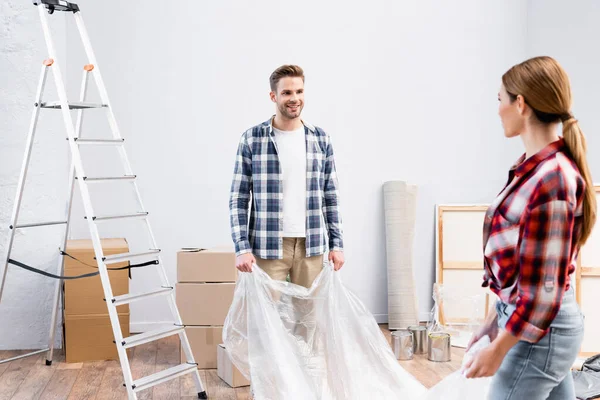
left=263, top=116, right=316, bottom=135
left=511, top=138, right=566, bottom=177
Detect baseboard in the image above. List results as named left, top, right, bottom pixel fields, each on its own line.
left=373, top=312, right=432, bottom=325
left=130, top=321, right=174, bottom=334
left=373, top=314, right=388, bottom=324
left=133, top=313, right=432, bottom=333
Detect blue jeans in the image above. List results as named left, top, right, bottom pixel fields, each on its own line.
left=489, top=288, right=584, bottom=400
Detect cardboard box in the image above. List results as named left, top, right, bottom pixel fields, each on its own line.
left=176, top=283, right=235, bottom=326
left=65, top=313, right=130, bottom=363
left=64, top=238, right=130, bottom=315
left=181, top=326, right=223, bottom=369
left=217, top=344, right=250, bottom=387
left=177, top=247, right=237, bottom=283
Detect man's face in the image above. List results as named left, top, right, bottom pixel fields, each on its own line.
left=270, top=77, right=304, bottom=120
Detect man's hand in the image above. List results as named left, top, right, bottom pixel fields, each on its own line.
left=236, top=253, right=256, bottom=273
left=329, top=251, right=345, bottom=271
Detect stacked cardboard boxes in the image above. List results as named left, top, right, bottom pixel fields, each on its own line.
left=63, top=238, right=130, bottom=363
left=176, top=247, right=237, bottom=369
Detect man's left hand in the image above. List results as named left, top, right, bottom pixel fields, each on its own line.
left=329, top=251, right=345, bottom=271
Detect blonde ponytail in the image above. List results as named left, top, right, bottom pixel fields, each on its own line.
left=562, top=116, right=597, bottom=245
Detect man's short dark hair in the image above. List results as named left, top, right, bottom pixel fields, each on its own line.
left=269, top=65, right=304, bottom=92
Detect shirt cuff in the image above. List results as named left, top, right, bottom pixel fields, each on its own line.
left=234, top=241, right=252, bottom=257
left=328, top=233, right=343, bottom=250
left=505, top=310, right=548, bottom=343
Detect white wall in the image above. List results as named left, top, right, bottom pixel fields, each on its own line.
left=527, top=0, right=600, bottom=178
left=0, top=2, right=67, bottom=349
left=1, top=0, right=533, bottom=347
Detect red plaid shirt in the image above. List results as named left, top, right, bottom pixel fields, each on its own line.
left=482, top=139, right=585, bottom=343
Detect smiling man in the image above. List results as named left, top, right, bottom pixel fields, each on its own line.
left=229, top=65, right=345, bottom=288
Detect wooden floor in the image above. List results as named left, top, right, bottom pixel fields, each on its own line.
left=380, top=326, right=466, bottom=390
left=0, top=326, right=464, bottom=399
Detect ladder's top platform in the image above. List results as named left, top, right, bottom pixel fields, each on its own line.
left=33, top=0, right=79, bottom=13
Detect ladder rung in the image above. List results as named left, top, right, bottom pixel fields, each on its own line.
left=121, top=325, right=184, bottom=350
left=72, top=138, right=125, bottom=145
left=39, top=101, right=106, bottom=109
left=102, top=249, right=160, bottom=264
left=80, top=175, right=136, bottom=182
left=112, top=287, right=173, bottom=306
left=131, top=363, right=197, bottom=393
left=11, top=220, right=67, bottom=229
left=86, top=212, right=148, bottom=222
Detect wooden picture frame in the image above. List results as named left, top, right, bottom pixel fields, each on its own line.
left=436, top=188, right=599, bottom=354
left=435, top=205, right=491, bottom=326
left=576, top=185, right=600, bottom=356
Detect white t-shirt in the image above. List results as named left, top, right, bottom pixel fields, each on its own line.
left=273, top=126, right=307, bottom=237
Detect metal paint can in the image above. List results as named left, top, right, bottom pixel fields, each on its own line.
left=391, top=330, right=414, bottom=360
left=428, top=332, right=451, bottom=362
left=408, top=325, right=428, bottom=355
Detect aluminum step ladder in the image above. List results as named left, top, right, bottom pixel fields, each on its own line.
left=0, top=1, right=208, bottom=398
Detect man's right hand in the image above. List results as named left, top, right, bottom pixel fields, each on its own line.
left=236, top=253, right=256, bottom=273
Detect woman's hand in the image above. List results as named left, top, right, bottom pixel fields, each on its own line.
left=464, top=330, right=520, bottom=379
left=463, top=344, right=505, bottom=378
left=466, top=312, right=499, bottom=352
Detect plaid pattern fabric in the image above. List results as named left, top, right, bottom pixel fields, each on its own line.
left=229, top=117, right=343, bottom=259
left=482, top=139, right=585, bottom=343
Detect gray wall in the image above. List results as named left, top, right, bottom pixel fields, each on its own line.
left=527, top=0, right=600, bottom=179
left=0, top=2, right=67, bottom=348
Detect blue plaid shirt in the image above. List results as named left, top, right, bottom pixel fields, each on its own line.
left=229, top=117, right=344, bottom=259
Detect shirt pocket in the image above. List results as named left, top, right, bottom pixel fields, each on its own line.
left=312, top=151, right=325, bottom=172
left=484, top=210, right=520, bottom=259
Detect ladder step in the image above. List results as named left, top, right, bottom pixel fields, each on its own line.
left=80, top=175, right=137, bottom=182
left=86, top=212, right=148, bottom=222
left=72, top=138, right=125, bottom=145
left=131, top=363, right=197, bottom=393
left=102, top=249, right=160, bottom=264
left=11, top=220, right=67, bottom=229
left=112, top=286, right=173, bottom=306
left=39, top=101, right=106, bottom=109
left=121, top=325, right=184, bottom=349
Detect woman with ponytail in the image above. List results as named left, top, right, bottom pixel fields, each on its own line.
left=463, top=56, right=597, bottom=399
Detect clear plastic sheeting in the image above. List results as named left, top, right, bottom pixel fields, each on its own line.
left=223, top=263, right=492, bottom=400
left=421, top=336, right=492, bottom=400
left=428, top=283, right=488, bottom=349
left=223, top=264, right=426, bottom=399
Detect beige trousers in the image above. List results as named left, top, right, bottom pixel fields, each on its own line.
left=255, top=238, right=324, bottom=289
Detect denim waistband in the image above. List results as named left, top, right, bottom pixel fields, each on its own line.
left=496, top=286, right=577, bottom=325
